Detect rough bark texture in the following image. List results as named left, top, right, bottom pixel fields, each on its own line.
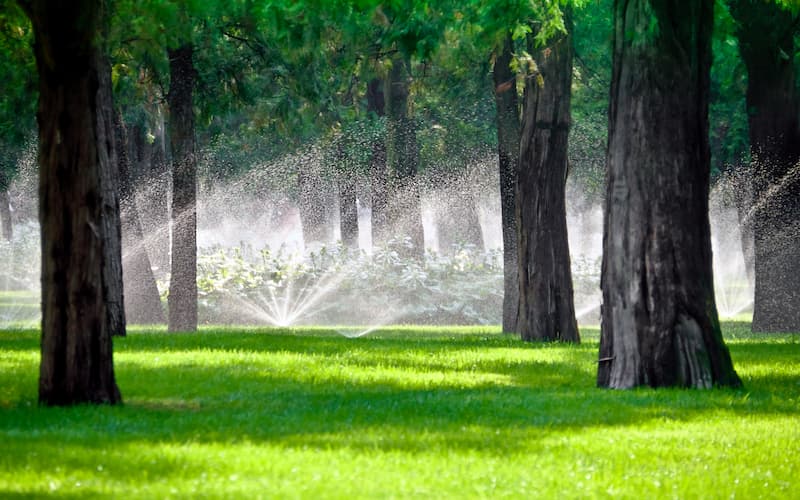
left=97, top=54, right=126, bottom=338
left=384, top=55, right=424, bottom=257
left=24, top=0, right=122, bottom=405
left=728, top=0, right=800, bottom=332
left=367, top=78, right=389, bottom=248
left=167, top=44, right=198, bottom=332
left=117, top=114, right=165, bottom=324
left=598, top=0, right=740, bottom=389
left=493, top=34, right=521, bottom=334
left=0, top=186, right=11, bottom=241
left=516, top=18, right=579, bottom=343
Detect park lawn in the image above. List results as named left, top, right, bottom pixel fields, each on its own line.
left=0, top=323, right=797, bottom=498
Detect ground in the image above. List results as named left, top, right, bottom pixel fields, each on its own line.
left=0, top=323, right=797, bottom=498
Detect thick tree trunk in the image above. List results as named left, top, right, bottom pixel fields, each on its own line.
left=117, top=114, right=165, bottom=324
left=516, top=17, right=579, bottom=343
left=25, top=0, right=122, bottom=405
left=493, top=34, right=521, bottom=333
left=598, top=0, right=740, bottom=389
left=384, top=55, right=424, bottom=257
left=367, top=78, right=389, bottom=249
left=0, top=185, right=11, bottom=241
left=728, top=0, right=800, bottom=332
left=167, top=45, right=198, bottom=332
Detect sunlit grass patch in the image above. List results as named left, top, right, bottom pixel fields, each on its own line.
left=0, top=322, right=797, bottom=498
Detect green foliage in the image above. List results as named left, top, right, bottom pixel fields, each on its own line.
left=0, top=325, right=798, bottom=497
left=710, top=0, right=750, bottom=177
left=0, top=0, right=36, bottom=186
left=185, top=240, right=602, bottom=326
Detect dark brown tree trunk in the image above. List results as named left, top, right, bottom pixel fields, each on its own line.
left=367, top=78, right=389, bottom=249
left=728, top=0, right=800, bottom=332
left=24, top=0, right=122, bottom=405
left=598, top=0, right=740, bottom=389
left=98, top=55, right=126, bottom=338
left=493, top=34, right=521, bottom=333
left=167, top=44, right=198, bottom=332
left=117, top=114, right=165, bottom=324
left=516, top=16, right=579, bottom=343
left=384, top=55, right=424, bottom=257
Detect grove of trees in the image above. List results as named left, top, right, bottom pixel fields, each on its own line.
left=3, top=0, right=799, bottom=403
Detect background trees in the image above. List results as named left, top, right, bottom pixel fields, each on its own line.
left=727, top=0, right=800, bottom=332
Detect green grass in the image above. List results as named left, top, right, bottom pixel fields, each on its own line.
left=0, top=323, right=798, bottom=498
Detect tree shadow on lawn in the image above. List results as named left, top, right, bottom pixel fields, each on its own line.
left=1, top=332, right=798, bottom=458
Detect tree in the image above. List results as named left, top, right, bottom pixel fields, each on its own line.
left=115, top=113, right=165, bottom=324
left=727, top=0, right=800, bottom=332
left=493, top=34, right=521, bottom=333
left=597, top=0, right=740, bottom=389
left=516, top=10, right=580, bottom=343
left=368, top=77, right=390, bottom=247
left=167, top=43, right=198, bottom=332
left=384, top=52, right=424, bottom=256
left=20, top=0, right=122, bottom=404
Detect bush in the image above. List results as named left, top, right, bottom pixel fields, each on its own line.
left=192, top=239, right=602, bottom=326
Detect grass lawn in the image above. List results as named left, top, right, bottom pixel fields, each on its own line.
left=0, top=322, right=798, bottom=498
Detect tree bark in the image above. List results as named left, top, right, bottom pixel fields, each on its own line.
left=384, top=55, right=424, bottom=257
left=167, top=44, right=198, bottom=332
left=367, top=78, right=389, bottom=249
left=598, top=0, right=740, bottom=389
left=728, top=0, right=800, bottom=332
left=117, top=114, right=165, bottom=324
left=493, top=34, right=521, bottom=334
left=24, top=0, right=122, bottom=405
left=516, top=16, right=580, bottom=343
left=98, top=54, right=126, bottom=338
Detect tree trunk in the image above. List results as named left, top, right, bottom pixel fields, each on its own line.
left=384, top=55, right=424, bottom=257
left=598, top=0, right=740, bottom=389
left=117, top=114, right=165, bottom=324
left=139, top=126, right=171, bottom=281
left=167, top=44, right=198, bottom=332
left=493, top=34, right=521, bottom=333
left=728, top=0, right=800, bottom=332
left=516, top=16, right=579, bottom=343
left=0, top=183, right=11, bottom=241
left=25, top=0, right=122, bottom=405
left=367, top=78, right=389, bottom=249
left=98, top=54, right=126, bottom=338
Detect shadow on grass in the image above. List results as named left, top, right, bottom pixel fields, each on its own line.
left=1, top=327, right=798, bottom=461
